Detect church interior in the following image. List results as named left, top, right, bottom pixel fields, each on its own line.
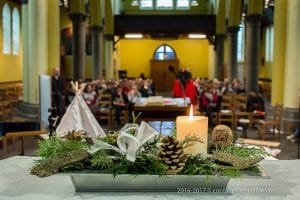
left=0, top=0, right=300, bottom=198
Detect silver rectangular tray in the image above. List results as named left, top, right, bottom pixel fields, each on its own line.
left=70, top=173, right=230, bottom=192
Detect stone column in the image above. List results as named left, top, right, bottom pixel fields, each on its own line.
left=27, top=0, right=48, bottom=103
left=90, top=0, right=103, bottom=80
left=214, top=0, right=226, bottom=81
left=244, top=14, right=261, bottom=92
left=104, top=0, right=114, bottom=79
left=69, top=13, right=88, bottom=81
left=281, top=0, right=300, bottom=133
left=47, top=0, right=60, bottom=74
left=226, top=26, right=239, bottom=82
left=208, top=44, right=215, bottom=80
left=19, top=0, right=48, bottom=120
left=21, top=0, right=29, bottom=102
left=214, top=34, right=225, bottom=80
left=104, top=40, right=114, bottom=79
left=271, top=0, right=287, bottom=105
left=91, top=27, right=103, bottom=80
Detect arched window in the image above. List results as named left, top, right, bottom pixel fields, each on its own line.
left=138, top=0, right=193, bottom=10
left=12, top=7, right=20, bottom=55
left=237, top=22, right=245, bottom=62
left=176, top=0, right=190, bottom=10
left=153, top=44, right=176, bottom=60
left=2, top=4, right=11, bottom=54
left=140, top=0, right=153, bottom=9
left=156, top=0, right=173, bottom=10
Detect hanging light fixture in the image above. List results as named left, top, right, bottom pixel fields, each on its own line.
left=124, top=33, right=143, bottom=39
left=131, top=0, right=139, bottom=6
left=191, top=0, right=199, bottom=6
left=188, top=34, right=206, bottom=39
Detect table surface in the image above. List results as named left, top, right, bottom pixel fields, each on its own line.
left=1, top=156, right=300, bottom=200
left=134, top=97, right=191, bottom=107
left=133, top=98, right=190, bottom=122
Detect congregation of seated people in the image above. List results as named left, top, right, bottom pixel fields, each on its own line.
left=193, top=77, right=265, bottom=127
left=61, top=75, right=264, bottom=128
left=63, top=77, right=155, bottom=127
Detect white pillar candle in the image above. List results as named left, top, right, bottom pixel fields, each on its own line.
left=176, top=105, right=208, bottom=155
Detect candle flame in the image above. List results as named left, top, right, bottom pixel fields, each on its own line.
left=189, top=104, right=193, bottom=120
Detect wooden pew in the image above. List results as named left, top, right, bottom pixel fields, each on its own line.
left=4, top=130, right=46, bottom=156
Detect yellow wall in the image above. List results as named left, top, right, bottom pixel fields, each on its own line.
left=0, top=1, right=22, bottom=82
left=118, top=39, right=209, bottom=78
left=259, top=27, right=272, bottom=79
left=60, top=7, right=72, bottom=29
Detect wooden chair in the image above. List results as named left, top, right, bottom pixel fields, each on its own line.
left=233, top=95, right=251, bottom=128
left=0, top=136, right=6, bottom=158
left=257, top=103, right=283, bottom=140
left=98, top=93, right=113, bottom=129
left=0, top=101, right=4, bottom=121
left=220, top=94, right=234, bottom=110
left=5, top=86, right=19, bottom=109
left=112, top=109, right=129, bottom=127
left=5, top=130, right=46, bottom=156
left=217, top=94, right=234, bottom=127
left=0, top=89, right=13, bottom=120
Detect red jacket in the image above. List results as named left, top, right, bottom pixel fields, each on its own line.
left=201, top=92, right=218, bottom=108
left=173, top=79, right=197, bottom=104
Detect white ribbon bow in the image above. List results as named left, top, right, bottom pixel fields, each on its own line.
left=88, top=121, right=159, bottom=162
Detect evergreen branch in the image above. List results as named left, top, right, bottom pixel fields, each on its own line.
left=180, top=134, right=203, bottom=149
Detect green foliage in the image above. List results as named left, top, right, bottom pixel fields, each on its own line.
left=222, top=167, right=241, bottom=177
left=140, top=135, right=160, bottom=155
left=181, top=154, right=219, bottom=176
left=180, top=154, right=245, bottom=178
left=244, top=165, right=261, bottom=175
left=31, top=128, right=266, bottom=178
left=36, top=135, right=89, bottom=161
left=216, top=144, right=269, bottom=158
left=180, top=134, right=203, bottom=149
left=111, top=153, right=168, bottom=176
left=90, top=152, right=168, bottom=176
left=61, top=161, right=85, bottom=172
left=91, top=149, right=114, bottom=170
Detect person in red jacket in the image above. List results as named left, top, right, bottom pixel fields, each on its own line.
left=172, top=67, right=197, bottom=104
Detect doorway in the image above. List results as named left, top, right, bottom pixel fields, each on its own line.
left=150, top=59, right=179, bottom=92
left=150, top=44, right=179, bottom=92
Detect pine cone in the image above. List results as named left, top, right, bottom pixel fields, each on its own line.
left=157, top=135, right=187, bottom=175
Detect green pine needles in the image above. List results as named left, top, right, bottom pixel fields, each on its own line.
left=32, top=131, right=267, bottom=178
left=36, top=135, right=89, bottom=161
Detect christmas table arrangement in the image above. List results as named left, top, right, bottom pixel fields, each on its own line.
left=30, top=117, right=268, bottom=192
